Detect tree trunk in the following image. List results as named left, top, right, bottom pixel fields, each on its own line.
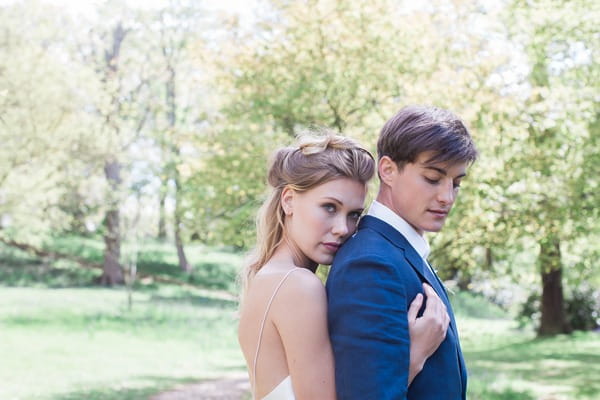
left=173, top=170, right=191, bottom=273
left=158, top=178, right=167, bottom=239
left=162, top=53, right=190, bottom=272
left=538, top=236, right=571, bottom=336
left=101, top=160, right=124, bottom=285
left=99, top=23, right=127, bottom=286
left=174, top=217, right=190, bottom=272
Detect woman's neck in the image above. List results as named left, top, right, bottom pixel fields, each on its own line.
left=270, top=241, right=318, bottom=273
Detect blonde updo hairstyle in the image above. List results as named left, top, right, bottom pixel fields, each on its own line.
left=244, top=131, right=375, bottom=284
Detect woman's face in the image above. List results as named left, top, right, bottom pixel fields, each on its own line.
left=282, top=178, right=367, bottom=268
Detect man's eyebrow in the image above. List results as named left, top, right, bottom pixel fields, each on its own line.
left=424, top=165, right=447, bottom=175
left=423, top=165, right=467, bottom=179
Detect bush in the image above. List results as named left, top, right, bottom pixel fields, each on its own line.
left=518, top=285, right=600, bottom=331
left=565, top=284, right=600, bottom=331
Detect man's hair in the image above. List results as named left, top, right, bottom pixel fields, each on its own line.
left=377, top=105, right=478, bottom=168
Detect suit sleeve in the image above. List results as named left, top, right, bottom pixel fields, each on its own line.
left=327, top=255, right=409, bottom=400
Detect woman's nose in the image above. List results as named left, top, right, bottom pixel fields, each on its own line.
left=332, top=216, right=349, bottom=237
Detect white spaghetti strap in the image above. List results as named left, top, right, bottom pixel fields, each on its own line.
left=252, top=268, right=301, bottom=398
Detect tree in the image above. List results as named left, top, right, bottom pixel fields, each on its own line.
left=73, top=2, right=154, bottom=284
left=145, top=0, right=210, bottom=271
left=196, top=0, right=469, bottom=248
left=421, top=0, right=599, bottom=335
left=0, top=1, right=105, bottom=244
left=500, top=0, right=598, bottom=335
left=204, top=0, right=599, bottom=337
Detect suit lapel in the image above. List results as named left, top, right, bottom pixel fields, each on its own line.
left=403, top=246, right=460, bottom=339
left=358, top=216, right=459, bottom=337
left=358, top=216, right=440, bottom=292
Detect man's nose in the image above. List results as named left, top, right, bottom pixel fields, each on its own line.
left=438, top=181, right=456, bottom=205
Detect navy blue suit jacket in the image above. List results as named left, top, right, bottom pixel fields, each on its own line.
left=326, top=216, right=467, bottom=400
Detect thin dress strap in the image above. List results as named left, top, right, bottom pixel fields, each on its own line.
left=252, top=268, right=300, bottom=398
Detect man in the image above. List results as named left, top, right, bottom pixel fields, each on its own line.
left=327, top=105, right=477, bottom=399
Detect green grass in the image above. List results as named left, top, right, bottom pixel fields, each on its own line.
left=0, top=239, right=246, bottom=399
left=452, top=292, right=600, bottom=400
left=1, top=243, right=599, bottom=400
left=0, top=286, right=244, bottom=400
left=0, top=237, right=243, bottom=292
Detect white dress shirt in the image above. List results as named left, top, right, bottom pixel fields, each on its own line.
left=367, top=200, right=437, bottom=274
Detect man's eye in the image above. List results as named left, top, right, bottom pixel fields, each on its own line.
left=424, top=177, right=439, bottom=184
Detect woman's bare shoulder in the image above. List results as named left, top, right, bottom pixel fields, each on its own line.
left=268, top=268, right=327, bottom=315
left=255, top=264, right=322, bottom=288
left=285, top=268, right=325, bottom=292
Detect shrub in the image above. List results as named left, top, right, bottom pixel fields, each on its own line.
left=518, top=285, right=600, bottom=331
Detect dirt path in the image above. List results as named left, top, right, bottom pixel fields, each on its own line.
left=149, top=374, right=250, bottom=400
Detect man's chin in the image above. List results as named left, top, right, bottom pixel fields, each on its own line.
left=424, top=224, right=445, bottom=233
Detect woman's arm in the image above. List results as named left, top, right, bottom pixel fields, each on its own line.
left=272, top=270, right=336, bottom=400
left=407, top=283, right=450, bottom=383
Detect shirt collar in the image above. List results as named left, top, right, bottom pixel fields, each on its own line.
left=367, top=200, right=430, bottom=259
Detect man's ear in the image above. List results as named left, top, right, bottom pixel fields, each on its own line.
left=378, top=156, right=398, bottom=186
left=281, top=186, right=294, bottom=216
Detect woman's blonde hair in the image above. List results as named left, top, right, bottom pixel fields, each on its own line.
left=243, top=131, right=375, bottom=286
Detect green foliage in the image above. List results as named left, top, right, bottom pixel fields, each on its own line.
left=450, top=291, right=508, bottom=320
left=207, top=0, right=510, bottom=253
left=0, top=237, right=243, bottom=292
left=518, top=285, right=600, bottom=331
left=184, top=124, right=288, bottom=249
left=566, top=285, right=600, bottom=331
left=0, top=0, right=597, bottom=341
left=0, top=2, right=106, bottom=242
left=0, top=241, right=101, bottom=287
left=217, top=0, right=436, bottom=134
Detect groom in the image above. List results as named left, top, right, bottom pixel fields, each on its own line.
left=327, top=105, right=477, bottom=399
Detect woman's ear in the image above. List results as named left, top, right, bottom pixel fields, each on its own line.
left=378, top=156, right=397, bottom=186
left=281, top=186, right=294, bottom=216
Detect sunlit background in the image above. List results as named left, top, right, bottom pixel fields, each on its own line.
left=0, top=0, right=598, bottom=399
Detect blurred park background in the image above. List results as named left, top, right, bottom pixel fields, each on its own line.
left=0, top=0, right=598, bottom=399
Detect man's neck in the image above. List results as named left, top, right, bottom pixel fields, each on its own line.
left=367, top=200, right=430, bottom=260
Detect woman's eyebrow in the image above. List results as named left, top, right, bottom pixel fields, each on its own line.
left=322, top=196, right=343, bottom=204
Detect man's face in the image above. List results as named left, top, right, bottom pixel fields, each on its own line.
left=387, top=151, right=468, bottom=235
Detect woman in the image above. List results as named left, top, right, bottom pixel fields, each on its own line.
left=238, top=133, right=449, bottom=400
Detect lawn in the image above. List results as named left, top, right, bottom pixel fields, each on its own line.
left=460, top=316, right=599, bottom=399
left=0, top=240, right=245, bottom=400
left=1, top=241, right=598, bottom=400
left=0, top=286, right=243, bottom=400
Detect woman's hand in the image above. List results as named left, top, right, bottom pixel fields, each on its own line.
left=407, top=283, right=450, bottom=384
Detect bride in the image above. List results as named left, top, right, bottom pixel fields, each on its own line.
left=238, top=133, right=449, bottom=399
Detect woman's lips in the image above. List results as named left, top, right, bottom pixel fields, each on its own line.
left=322, top=242, right=341, bottom=252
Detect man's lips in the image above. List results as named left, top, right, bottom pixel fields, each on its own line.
left=428, top=209, right=449, bottom=217
left=322, top=242, right=341, bottom=252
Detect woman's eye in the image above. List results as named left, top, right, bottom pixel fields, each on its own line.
left=323, top=204, right=336, bottom=213
left=348, top=212, right=362, bottom=220
left=453, top=182, right=462, bottom=189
